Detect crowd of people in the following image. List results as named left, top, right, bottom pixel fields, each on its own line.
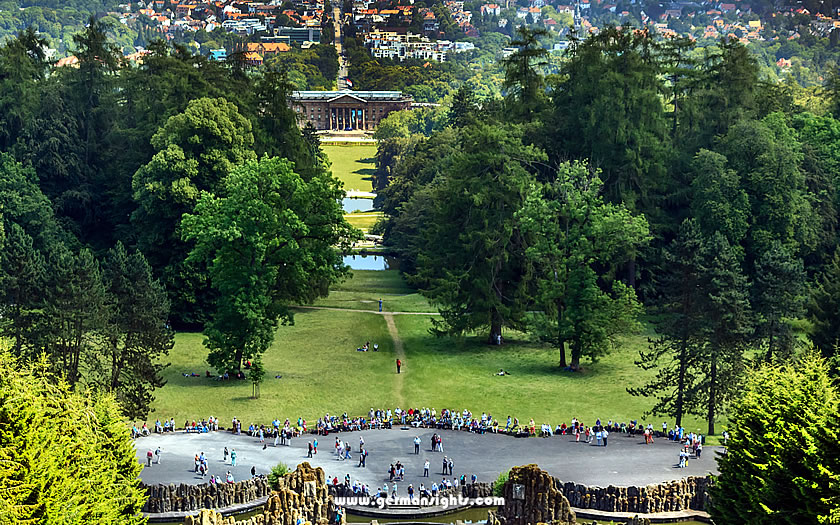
left=132, top=406, right=710, bottom=482
left=330, top=466, right=480, bottom=501
left=133, top=406, right=709, bottom=451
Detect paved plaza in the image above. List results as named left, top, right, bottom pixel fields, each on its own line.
left=135, top=427, right=719, bottom=492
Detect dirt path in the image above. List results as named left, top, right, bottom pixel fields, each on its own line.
left=384, top=313, right=406, bottom=406
left=293, top=305, right=439, bottom=315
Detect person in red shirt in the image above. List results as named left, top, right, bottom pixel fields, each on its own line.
left=396, top=359, right=401, bottom=374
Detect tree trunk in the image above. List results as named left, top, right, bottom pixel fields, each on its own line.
left=234, top=348, right=244, bottom=374
left=557, top=339, right=567, bottom=368
left=707, top=358, right=717, bottom=436
left=766, top=321, right=775, bottom=362
left=488, top=309, right=502, bottom=345
left=570, top=338, right=582, bottom=371
left=626, top=255, right=636, bottom=289
left=557, top=305, right=567, bottom=367
left=676, top=337, right=687, bottom=428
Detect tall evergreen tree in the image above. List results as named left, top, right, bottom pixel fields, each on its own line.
left=753, top=241, right=805, bottom=362
left=502, top=28, right=549, bottom=119
left=681, top=38, right=760, bottom=151
left=97, top=242, right=174, bottom=419
left=809, top=249, right=840, bottom=365
left=0, top=224, right=45, bottom=355
left=548, top=26, right=668, bottom=215
left=628, top=219, right=705, bottom=427
left=696, top=232, right=752, bottom=435
left=62, top=16, right=121, bottom=248
left=41, top=248, right=108, bottom=385
left=414, top=122, right=539, bottom=343
left=0, top=28, right=49, bottom=152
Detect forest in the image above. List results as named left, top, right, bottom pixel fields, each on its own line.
left=0, top=20, right=354, bottom=420
left=373, top=28, right=840, bottom=439
left=1, top=12, right=840, bottom=433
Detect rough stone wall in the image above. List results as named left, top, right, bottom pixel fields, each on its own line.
left=461, top=482, right=493, bottom=499
left=143, top=477, right=271, bottom=513
left=488, top=464, right=577, bottom=525
left=182, top=463, right=340, bottom=525
left=558, top=476, right=711, bottom=513
left=269, top=462, right=337, bottom=525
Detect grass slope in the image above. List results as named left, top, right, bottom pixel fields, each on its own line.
left=344, top=212, right=382, bottom=233
left=324, top=144, right=378, bottom=192
left=153, top=308, right=398, bottom=424
left=147, top=270, right=719, bottom=438
left=314, top=270, right=431, bottom=312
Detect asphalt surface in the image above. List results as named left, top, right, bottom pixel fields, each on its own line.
left=135, top=427, right=719, bottom=493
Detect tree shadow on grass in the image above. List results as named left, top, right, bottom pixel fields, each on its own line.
left=400, top=330, right=612, bottom=379
left=229, top=396, right=257, bottom=403
left=355, top=168, right=376, bottom=182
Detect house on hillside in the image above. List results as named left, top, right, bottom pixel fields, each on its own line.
left=481, top=3, right=502, bottom=16
left=246, top=42, right=291, bottom=60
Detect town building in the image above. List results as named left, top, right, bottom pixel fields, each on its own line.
left=290, top=90, right=413, bottom=131
left=364, top=29, right=475, bottom=62
left=274, top=26, right=322, bottom=43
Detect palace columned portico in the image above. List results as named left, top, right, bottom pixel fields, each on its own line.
left=290, top=90, right=413, bottom=131
left=330, top=106, right=370, bottom=130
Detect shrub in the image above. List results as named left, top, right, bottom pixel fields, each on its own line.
left=268, top=462, right=291, bottom=490
left=493, top=470, right=509, bottom=497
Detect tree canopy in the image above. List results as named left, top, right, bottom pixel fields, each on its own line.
left=711, top=353, right=840, bottom=524
left=182, top=156, right=356, bottom=372
left=0, top=350, right=147, bottom=524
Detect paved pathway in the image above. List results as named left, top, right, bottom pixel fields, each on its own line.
left=135, top=428, right=719, bottom=492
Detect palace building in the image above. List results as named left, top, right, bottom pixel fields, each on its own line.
left=290, top=90, right=413, bottom=131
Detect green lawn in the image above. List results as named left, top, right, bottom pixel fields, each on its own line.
left=152, top=309, right=398, bottom=424
left=324, top=144, right=378, bottom=192
left=344, top=212, right=382, bottom=232
left=146, top=270, right=720, bottom=440
left=315, top=269, right=432, bottom=312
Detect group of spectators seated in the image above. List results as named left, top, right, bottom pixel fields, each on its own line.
left=131, top=405, right=692, bottom=447
left=184, top=417, right=220, bottom=433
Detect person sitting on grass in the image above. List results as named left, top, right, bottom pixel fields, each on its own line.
left=495, top=369, right=510, bottom=376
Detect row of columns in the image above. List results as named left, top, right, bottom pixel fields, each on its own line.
left=331, top=106, right=368, bottom=131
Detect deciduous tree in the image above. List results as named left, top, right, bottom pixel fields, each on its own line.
left=182, top=156, right=355, bottom=373
left=132, top=97, right=256, bottom=325
left=518, top=161, right=649, bottom=369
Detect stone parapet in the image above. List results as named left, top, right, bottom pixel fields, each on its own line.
left=143, top=477, right=271, bottom=513
left=558, top=476, right=711, bottom=513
